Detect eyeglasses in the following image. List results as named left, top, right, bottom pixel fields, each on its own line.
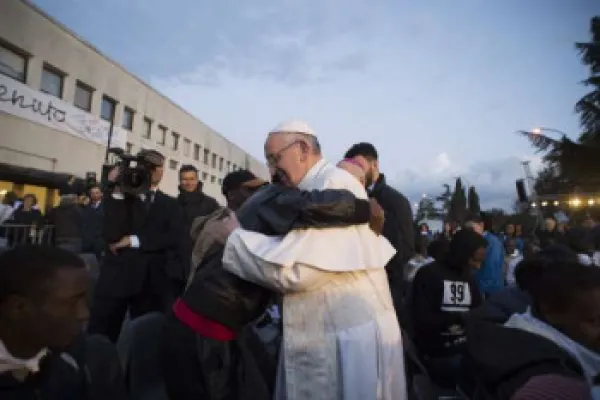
left=265, top=140, right=301, bottom=167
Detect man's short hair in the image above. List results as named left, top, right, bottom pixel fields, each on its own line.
left=344, top=142, right=378, bottom=161
left=222, top=170, right=261, bottom=196
left=531, top=261, right=600, bottom=315
left=0, top=246, right=86, bottom=304
left=138, top=149, right=165, bottom=167
left=514, top=244, right=578, bottom=293
left=179, top=164, right=198, bottom=175
left=465, top=213, right=483, bottom=224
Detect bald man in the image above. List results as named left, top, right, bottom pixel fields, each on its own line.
left=337, top=158, right=367, bottom=187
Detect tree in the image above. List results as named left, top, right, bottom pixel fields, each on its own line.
left=448, top=178, right=467, bottom=223
left=467, top=186, right=481, bottom=215
left=522, top=17, right=600, bottom=193
left=436, top=184, right=452, bottom=218
left=576, top=16, right=600, bottom=144
left=415, top=196, right=438, bottom=222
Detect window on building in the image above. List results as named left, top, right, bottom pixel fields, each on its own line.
left=126, top=142, right=133, bottom=154
left=158, top=125, right=167, bottom=145
left=143, top=117, right=152, bottom=138
left=211, top=153, right=217, bottom=168
left=73, top=81, right=93, bottom=111
left=203, top=149, right=210, bottom=165
left=40, top=65, right=64, bottom=98
left=218, top=178, right=222, bottom=185
left=193, top=144, right=200, bottom=161
left=183, top=138, right=191, bottom=156
left=219, top=157, right=224, bottom=171
left=226, top=161, right=231, bottom=171
left=100, top=96, right=116, bottom=121
left=169, top=159, right=178, bottom=170
left=233, top=163, right=237, bottom=171
left=210, top=175, right=216, bottom=184
left=172, top=132, right=180, bottom=151
left=0, top=42, right=27, bottom=82
left=122, top=107, right=134, bottom=131
left=202, top=172, right=208, bottom=181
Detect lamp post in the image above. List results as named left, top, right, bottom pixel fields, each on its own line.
left=516, top=127, right=570, bottom=232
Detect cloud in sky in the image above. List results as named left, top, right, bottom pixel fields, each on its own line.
left=34, top=0, right=598, bottom=209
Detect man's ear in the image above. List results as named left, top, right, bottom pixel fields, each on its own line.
left=299, top=140, right=310, bottom=155
left=373, top=159, right=380, bottom=171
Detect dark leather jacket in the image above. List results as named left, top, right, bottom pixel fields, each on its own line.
left=181, top=185, right=371, bottom=331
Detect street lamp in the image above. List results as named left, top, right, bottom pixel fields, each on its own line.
left=529, top=127, right=569, bottom=138
left=517, top=127, right=569, bottom=148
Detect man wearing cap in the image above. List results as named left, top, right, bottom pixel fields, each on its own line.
left=212, top=121, right=406, bottom=400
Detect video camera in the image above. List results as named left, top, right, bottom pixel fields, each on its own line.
left=103, top=148, right=164, bottom=196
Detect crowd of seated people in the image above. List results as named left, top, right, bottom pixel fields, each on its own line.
left=401, top=212, right=600, bottom=399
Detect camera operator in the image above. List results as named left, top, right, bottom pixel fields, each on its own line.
left=87, top=150, right=183, bottom=343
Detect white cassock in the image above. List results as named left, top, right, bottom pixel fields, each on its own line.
left=223, top=159, right=407, bottom=400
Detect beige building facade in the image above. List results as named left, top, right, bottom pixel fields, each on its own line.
left=0, top=0, right=267, bottom=205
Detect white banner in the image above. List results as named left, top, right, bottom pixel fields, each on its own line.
left=0, top=74, right=127, bottom=148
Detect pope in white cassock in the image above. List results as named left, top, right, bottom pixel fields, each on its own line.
left=212, top=120, right=407, bottom=400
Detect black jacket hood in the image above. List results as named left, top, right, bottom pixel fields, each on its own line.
left=466, top=319, right=583, bottom=389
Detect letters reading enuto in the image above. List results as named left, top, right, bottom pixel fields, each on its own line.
left=0, top=84, right=66, bottom=123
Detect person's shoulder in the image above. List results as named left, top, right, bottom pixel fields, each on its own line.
left=157, top=191, right=178, bottom=203
left=384, top=183, right=409, bottom=202
left=376, top=179, right=409, bottom=206
left=205, top=194, right=220, bottom=207
left=413, top=260, right=441, bottom=281
left=485, top=232, right=503, bottom=245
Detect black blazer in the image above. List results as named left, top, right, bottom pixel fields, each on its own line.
left=96, top=190, right=183, bottom=298
left=370, top=174, right=415, bottom=276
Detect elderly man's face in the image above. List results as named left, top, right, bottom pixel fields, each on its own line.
left=337, top=161, right=366, bottom=186
left=264, top=133, right=308, bottom=187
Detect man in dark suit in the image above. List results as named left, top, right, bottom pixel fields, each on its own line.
left=81, top=185, right=104, bottom=260
left=345, top=142, right=415, bottom=303
left=174, top=165, right=219, bottom=298
left=88, top=150, right=183, bottom=342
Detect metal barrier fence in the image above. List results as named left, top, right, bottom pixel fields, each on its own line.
left=0, top=224, right=55, bottom=249
left=0, top=224, right=99, bottom=279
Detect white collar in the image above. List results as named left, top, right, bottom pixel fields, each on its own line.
left=297, top=158, right=327, bottom=191
left=0, top=339, right=48, bottom=375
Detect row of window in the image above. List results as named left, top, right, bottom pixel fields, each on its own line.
left=0, top=40, right=245, bottom=177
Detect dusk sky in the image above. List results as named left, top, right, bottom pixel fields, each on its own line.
left=33, top=0, right=599, bottom=209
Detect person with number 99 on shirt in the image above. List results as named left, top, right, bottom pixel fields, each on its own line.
left=410, top=228, right=487, bottom=388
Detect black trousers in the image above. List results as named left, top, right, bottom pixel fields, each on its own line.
left=87, top=290, right=164, bottom=343
left=162, top=312, right=273, bottom=400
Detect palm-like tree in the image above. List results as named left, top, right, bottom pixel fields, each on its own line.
left=576, top=16, right=600, bottom=143
left=519, top=17, right=600, bottom=193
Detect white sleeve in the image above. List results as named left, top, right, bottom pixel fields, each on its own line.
left=222, top=228, right=327, bottom=293
left=129, top=235, right=140, bottom=248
